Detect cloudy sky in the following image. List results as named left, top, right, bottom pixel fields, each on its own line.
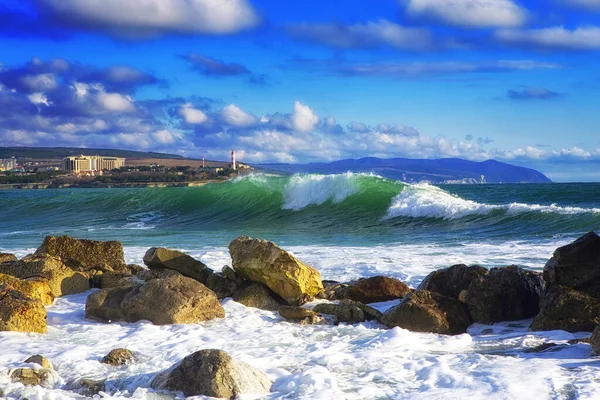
left=1, top=0, right=599, bottom=181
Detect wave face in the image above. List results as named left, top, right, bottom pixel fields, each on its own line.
left=1, top=174, right=599, bottom=244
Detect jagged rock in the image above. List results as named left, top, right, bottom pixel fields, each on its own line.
left=313, top=300, right=382, bottom=324
left=530, top=284, right=600, bottom=332
left=10, top=367, right=57, bottom=388
left=544, top=232, right=600, bottom=289
left=0, top=273, right=54, bottom=305
left=0, top=253, right=17, bottom=263
left=232, top=283, right=283, bottom=311
left=463, top=266, right=543, bottom=324
left=0, top=254, right=90, bottom=297
left=137, top=268, right=182, bottom=281
left=222, top=266, right=245, bottom=286
left=320, top=280, right=349, bottom=300
left=346, top=276, right=411, bottom=304
left=86, top=275, right=224, bottom=325
left=24, top=355, right=53, bottom=370
left=229, top=236, right=324, bottom=305
left=204, top=270, right=238, bottom=299
left=143, top=247, right=212, bottom=283
left=102, top=348, right=134, bottom=366
left=381, top=290, right=472, bottom=335
left=278, top=306, right=330, bottom=324
left=591, top=324, right=600, bottom=354
left=36, top=235, right=125, bottom=272
left=151, top=349, right=271, bottom=399
left=0, top=284, right=47, bottom=333
left=418, top=264, right=489, bottom=299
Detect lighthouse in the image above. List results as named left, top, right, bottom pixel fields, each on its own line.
left=231, top=150, right=236, bottom=171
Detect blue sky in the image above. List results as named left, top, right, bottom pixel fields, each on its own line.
left=1, top=0, right=600, bottom=181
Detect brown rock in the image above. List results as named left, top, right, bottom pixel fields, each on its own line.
left=232, top=283, right=283, bottom=311
left=143, top=247, right=212, bottom=283
left=204, top=270, right=238, bottom=299
left=0, top=273, right=54, bottom=305
left=0, top=253, right=17, bottom=263
left=418, top=264, right=489, bottom=299
left=10, top=368, right=56, bottom=388
left=36, top=235, right=125, bottom=272
left=278, top=305, right=330, bottom=324
left=313, top=300, right=382, bottom=324
left=92, top=271, right=134, bottom=289
left=102, top=348, right=134, bottom=366
left=381, top=290, right=472, bottom=335
left=544, top=232, right=600, bottom=289
left=321, top=280, right=349, bottom=300
left=79, top=378, right=106, bottom=395
left=229, top=236, right=324, bottom=305
left=0, top=284, right=47, bottom=333
left=137, top=268, right=182, bottom=281
left=24, top=355, right=53, bottom=370
left=86, top=275, right=225, bottom=325
left=346, top=276, right=411, bottom=304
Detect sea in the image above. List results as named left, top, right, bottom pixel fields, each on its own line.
left=1, top=173, right=600, bottom=399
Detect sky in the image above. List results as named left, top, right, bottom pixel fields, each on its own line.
left=1, top=0, right=600, bottom=181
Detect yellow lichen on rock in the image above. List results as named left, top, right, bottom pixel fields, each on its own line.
left=0, top=274, right=54, bottom=305
left=0, top=284, right=47, bottom=333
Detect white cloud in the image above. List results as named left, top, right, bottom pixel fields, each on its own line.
left=153, top=129, right=177, bottom=144
left=97, top=92, right=135, bottom=112
left=39, top=0, right=260, bottom=37
left=496, top=26, right=600, bottom=50
left=21, top=73, right=57, bottom=92
left=28, top=92, right=51, bottom=106
left=220, top=104, right=256, bottom=127
left=179, top=103, right=208, bottom=124
left=404, top=0, right=527, bottom=28
left=291, top=101, right=319, bottom=132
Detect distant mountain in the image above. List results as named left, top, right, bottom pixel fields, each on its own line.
left=259, top=157, right=552, bottom=183
left=0, top=147, right=185, bottom=160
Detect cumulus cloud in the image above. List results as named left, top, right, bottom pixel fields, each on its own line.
left=34, top=0, right=260, bottom=38
left=220, top=104, right=257, bottom=127
left=291, top=101, right=319, bottom=132
left=496, top=26, right=600, bottom=51
left=404, top=0, right=527, bottom=28
left=507, top=87, right=563, bottom=100
left=181, top=53, right=250, bottom=77
left=179, top=103, right=209, bottom=124
left=347, top=122, right=371, bottom=133
left=288, top=20, right=437, bottom=51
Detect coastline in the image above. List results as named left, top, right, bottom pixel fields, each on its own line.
left=0, top=179, right=226, bottom=190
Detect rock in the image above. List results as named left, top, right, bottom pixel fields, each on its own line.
left=229, top=236, right=324, bottom=305
left=204, top=270, right=238, bottom=299
left=313, top=300, right=382, bottom=324
left=24, top=355, right=53, bottom=370
left=92, top=271, right=134, bottom=289
left=278, top=306, right=330, bottom=325
left=463, top=266, right=543, bottom=324
left=381, top=290, right=472, bottom=335
left=222, top=266, right=244, bottom=286
left=0, top=284, right=47, bottom=333
left=79, top=378, right=106, bottom=395
left=0, top=254, right=90, bottom=297
left=143, top=247, right=212, bottom=283
left=544, top=232, right=600, bottom=289
left=530, top=284, right=600, bottom=332
left=418, top=264, right=489, bottom=299
left=346, top=276, right=411, bottom=304
left=232, top=283, right=283, bottom=311
left=102, top=348, right=134, bottom=366
left=321, top=280, right=349, bottom=300
left=0, top=253, right=17, bottom=263
left=10, top=368, right=57, bottom=388
left=591, top=324, right=600, bottom=354
left=36, top=235, right=125, bottom=271
left=151, top=349, right=271, bottom=399
left=0, top=273, right=54, bottom=305
left=137, top=268, right=182, bottom=281
left=126, top=264, right=145, bottom=274
left=86, top=275, right=225, bottom=325
left=523, top=343, right=561, bottom=353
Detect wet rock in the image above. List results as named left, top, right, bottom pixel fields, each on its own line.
left=229, top=236, right=324, bottom=305
left=151, top=349, right=271, bottom=399
left=278, top=306, right=331, bottom=325
left=0, top=273, right=54, bottom=305
left=544, top=232, right=600, bottom=289
left=143, top=247, right=212, bottom=283
left=313, top=300, right=382, bottom=324
left=320, top=280, right=349, bottom=300
left=102, top=348, right=134, bottom=366
left=530, top=284, right=600, bottom=332
left=0, top=254, right=90, bottom=297
left=36, top=235, right=125, bottom=272
left=232, top=283, right=283, bottom=311
left=418, top=264, right=489, bottom=299
left=345, top=276, right=411, bottom=304
left=10, top=367, right=57, bottom=388
left=0, top=284, right=47, bottom=333
left=523, top=343, right=561, bottom=353
left=0, top=253, right=17, bottom=263
left=204, top=270, right=238, bottom=299
left=86, top=275, right=224, bottom=325
left=463, top=266, right=543, bottom=324
left=126, top=264, right=144, bottom=274
left=590, top=325, right=600, bottom=354
left=24, top=355, right=53, bottom=370
left=381, top=290, right=472, bottom=335
left=79, top=378, right=106, bottom=395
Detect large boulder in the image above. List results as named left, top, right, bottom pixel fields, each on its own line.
left=463, top=266, right=543, bottom=324
left=85, top=275, right=224, bottom=325
left=151, top=349, right=271, bottom=399
left=0, top=284, right=47, bottom=333
left=229, top=236, right=323, bottom=305
left=381, top=290, right=472, bottom=335
left=543, top=232, right=600, bottom=289
left=530, top=285, right=600, bottom=332
left=0, top=273, right=54, bottom=305
left=143, top=247, right=212, bottom=283
left=418, top=264, right=488, bottom=299
left=346, top=276, right=411, bottom=304
left=36, top=235, right=125, bottom=271
left=232, top=283, right=283, bottom=311
left=0, top=253, right=17, bottom=263
left=0, top=254, right=90, bottom=297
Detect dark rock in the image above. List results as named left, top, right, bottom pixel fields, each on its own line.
left=204, top=270, right=238, bottom=299
left=463, top=266, right=543, bottom=324
left=24, top=355, right=53, bottom=370
left=544, top=232, right=600, bottom=290
left=0, top=253, right=17, bottom=263
left=523, top=343, right=561, bottom=353
left=137, top=268, right=182, bottom=281
left=79, top=378, right=106, bottom=395
left=418, top=264, right=488, bottom=299
left=381, top=290, right=472, bottom=335
left=92, top=271, right=133, bottom=289
left=143, top=247, right=212, bottom=283
left=278, top=306, right=330, bottom=325
left=590, top=325, right=600, bottom=354
left=232, top=283, right=283, bottom=311
left=151, top=349, right=271, bottom=399
left=346, top=276, right=411, bottom=304
left=36, top=235, right=125, bottom=272
left=102, top=348, right=134, bottom=366
left=530, top=284, right=600, bottom=332
left=320, top=280, right=349, bottom=300
left=313, top=300, right=382, bottom=324
left=0, top=283, right=47, bottom=333
left=85, top=275, right=225, bottom=325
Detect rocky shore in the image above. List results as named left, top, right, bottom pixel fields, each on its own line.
left=1, top=232, right=600, bottom=398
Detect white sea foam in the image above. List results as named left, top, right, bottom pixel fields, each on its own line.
left=282, top=173, right=363, bottom=210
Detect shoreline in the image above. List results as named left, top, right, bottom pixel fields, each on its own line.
left=0, top=179, right=226, bottom=190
